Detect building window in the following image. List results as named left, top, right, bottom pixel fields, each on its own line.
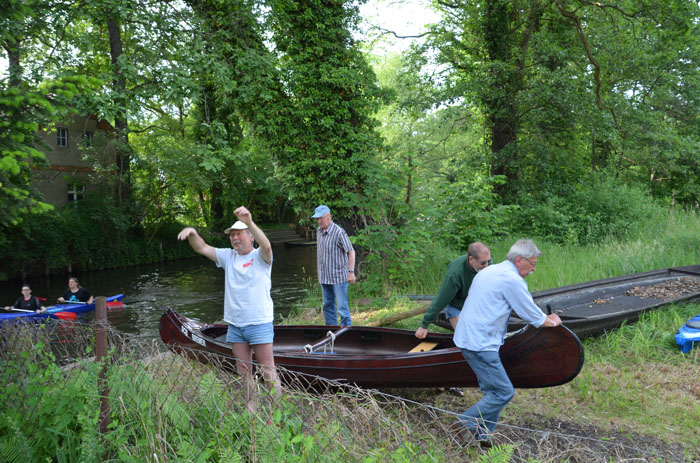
left=67, top=183, right=85, bottom=202
left=82, top=131, right=93, bottom=147
left=57, top=128, right=68, bottom=147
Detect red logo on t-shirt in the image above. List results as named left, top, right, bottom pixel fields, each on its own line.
left=242, top=257, right=254, bottom=268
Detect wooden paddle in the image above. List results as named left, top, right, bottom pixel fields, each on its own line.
left=57, top=299, right=123, bottom=308
left=6, top=307, right=76, bottom=320
left=365, top=302, right=431, bottom=327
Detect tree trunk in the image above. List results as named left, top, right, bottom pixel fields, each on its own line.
left=484, top=0, right=520, bottom=200
left=405, top=154, right=413, bottom=205
left=210, top=183, right=224, bottom=230
left=108, top=17, right=131, bottom=205
left=5, top=46, right=22, bottom=88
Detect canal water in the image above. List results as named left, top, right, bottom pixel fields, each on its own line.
left=0, top=245, right=318, bottom=340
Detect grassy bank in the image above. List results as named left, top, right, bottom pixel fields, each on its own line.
left=292, top=207, right=700, bottom=323
left=286, top=206, right=700, bottom=460
left=509, top=303, right=699, bottom=453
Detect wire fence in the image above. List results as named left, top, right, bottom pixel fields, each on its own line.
left=0, top=318, right=692, bottom=463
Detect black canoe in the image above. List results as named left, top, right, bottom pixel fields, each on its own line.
left=159, top=308, right=584, bottom=389
left=419, top=265, right=700, bottom=338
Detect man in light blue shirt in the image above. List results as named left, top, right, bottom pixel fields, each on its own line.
left=452, top=239, right=562, bottom=447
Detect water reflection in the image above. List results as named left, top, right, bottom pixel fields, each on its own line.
left=0, top=245, right=317, bottom=340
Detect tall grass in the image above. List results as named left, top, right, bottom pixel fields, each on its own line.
left=350, top=204, right=699, bottom=298
left=485, top=207, right=700, bottom=293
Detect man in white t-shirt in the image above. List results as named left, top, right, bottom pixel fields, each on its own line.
left=178, top=206, right=280, bottom=402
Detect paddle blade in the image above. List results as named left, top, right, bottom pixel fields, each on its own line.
left=107, top=301, right=125, bottom=309
left=54, top=311, right=77, bottom=321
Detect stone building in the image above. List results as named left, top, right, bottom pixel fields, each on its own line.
left=33, top=114, right=116, bottom=206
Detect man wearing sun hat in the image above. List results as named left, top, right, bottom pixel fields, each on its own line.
left=312, top=204, right=356, bottom=327
left=177, top=206, right=280, bottom=402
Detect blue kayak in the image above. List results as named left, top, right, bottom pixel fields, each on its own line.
left=675, top=313, right=700, bottom=354
left=0, top=294, right=125, bottom=322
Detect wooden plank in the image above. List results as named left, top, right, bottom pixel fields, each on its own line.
left=409, top=341, right=438, bottom=353
left=366, top=302, right=430, bottom=327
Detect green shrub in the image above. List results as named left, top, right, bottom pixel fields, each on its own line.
left=0, top=341, right=104, bottom=463
left=433, top=175, right=518, bottom=250
left=0, top=195, right=197, bottom=280
left=513, top=174, right=659, bottom=244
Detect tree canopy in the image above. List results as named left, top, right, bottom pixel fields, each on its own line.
left=2, top=0, right=699, bottom=281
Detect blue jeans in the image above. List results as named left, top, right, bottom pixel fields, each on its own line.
left=458, top=349, right=514, bottom=440
left=225, top=322, right=274, bottom=345
left=442, top=304, right=461, bottom=320
left=321, top=283, right=351, bottom=326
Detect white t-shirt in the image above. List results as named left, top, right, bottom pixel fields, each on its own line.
left=215, top=247, right=273, bottom=327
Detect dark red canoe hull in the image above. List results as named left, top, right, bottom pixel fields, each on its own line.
left=159, top=308, right=584, bottom=389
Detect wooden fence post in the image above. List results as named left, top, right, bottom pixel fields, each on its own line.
left=95, top=296, right=111, bottom=435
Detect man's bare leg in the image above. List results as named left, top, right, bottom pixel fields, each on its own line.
left=232, top=342, right=257, bottom=411
left=252, top=343, right=281, bottom=399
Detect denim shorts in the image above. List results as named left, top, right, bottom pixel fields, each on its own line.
left=441, top=304, right=462, bottom=320
left=226, top=322, right=274, bottom=345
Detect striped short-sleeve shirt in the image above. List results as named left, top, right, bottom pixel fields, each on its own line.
left=317, top=222, right=354, bottom=285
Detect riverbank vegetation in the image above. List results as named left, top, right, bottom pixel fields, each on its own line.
left=285, top=211, right=700, bottom=460
left=1, top=299, right=697, bottom=463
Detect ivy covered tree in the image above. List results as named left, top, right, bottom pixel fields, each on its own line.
left=263, top=0, right=388, bottom=230
left=189, top=0, right=389, bottom=233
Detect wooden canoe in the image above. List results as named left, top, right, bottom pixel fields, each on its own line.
left=0, top=294, right=125, bottom=323
left=418, top=265, right=700, bottom=338
left=159, top=308, right=584, bottom=389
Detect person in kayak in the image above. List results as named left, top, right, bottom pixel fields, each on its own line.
left=58, top=277, right=94, bottom=304
left=452, top=239, right=562, bottom=448
left=177, top=206, right=280, bottom=407
left=4, top=284, right=47, bottom=313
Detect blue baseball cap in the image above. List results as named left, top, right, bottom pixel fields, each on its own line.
left=311, top=205, right=331, bottom=218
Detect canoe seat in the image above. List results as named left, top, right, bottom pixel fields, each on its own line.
left=687, top=320, right=700, bottom=329
left=409, top=342, right=438, bottom=353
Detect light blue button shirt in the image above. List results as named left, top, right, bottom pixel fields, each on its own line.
left=453, top=260, right=546, bottom=351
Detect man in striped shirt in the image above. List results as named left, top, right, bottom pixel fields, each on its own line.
left=312, top=205, right=356, bottom=326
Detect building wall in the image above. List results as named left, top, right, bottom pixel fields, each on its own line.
left=32, top=115, right=115, bottom=207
